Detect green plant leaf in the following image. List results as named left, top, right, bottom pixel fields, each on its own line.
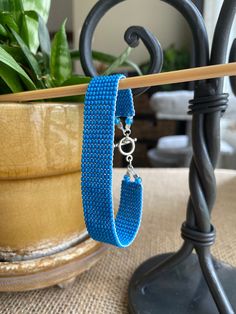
left=70, top=50, right=80, bottom=60
left=93, top=48, right=142, bottom=75
left=50, top=20, right=72, bottom=85
left=0, top=25, right=8, bottom=37
left=22, top=0, right=51, bottom=23
left=14, top=0, right=52, bottom=54
left=0, top=0, right=12, bottom=11
left=38, top=14, right=51, bottom=56
left=0, top=44, right=25, bottom=63
left=0, top=77, right=11, bottom=93
left=102, top=46, right=143, bottom=75
left=0, top=12, right=19, bottom=33
left=70, top=49, right=142, bottom=75
left=10, top=27, right=44, bottom=88
left=124, top=59, right=142, bottom=76
left=0, top=0, right=23, bottom=13
left=19, top=12, right=30, bottom=47
left=19, top=11, right=38, bottom=54
left=38, top=14, right=51, bottom=71
left=62, top=76, right=90, bottom=103
left=0, top=11, right=19, bottom=40
left=51, top=76, right=91, bottom=103
left=71, top=50, right=116, bottom=64
left=0, top=46, right=36, bottom=90
left=92, top=51, right=117, bottom=64
left=0, top=0, right=23, bottom=27
left=103, top=46, right=132, bottom=75
left=0, top=61, right=23, bottom=93
left=17, top=11, right=51, bottom=70
left=41, top=74, right=55, bottom=89
left=62, top=75, right=91, bottom=86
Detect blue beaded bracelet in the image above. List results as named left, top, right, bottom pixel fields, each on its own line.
left=81, top=74, right=143, bottom=248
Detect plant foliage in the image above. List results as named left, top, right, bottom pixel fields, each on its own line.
left=0, top=0, right=140, bottom=100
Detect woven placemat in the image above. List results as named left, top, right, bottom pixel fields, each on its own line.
left=1, top=169, right=236, bottom=314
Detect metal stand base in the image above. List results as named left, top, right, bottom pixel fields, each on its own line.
left=128, top=253, right=236, bottom=314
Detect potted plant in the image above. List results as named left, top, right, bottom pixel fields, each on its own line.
left=0, top=0, right=139, bottom=291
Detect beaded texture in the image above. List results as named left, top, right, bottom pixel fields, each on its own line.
left=81, top=74, right=143, bottom=248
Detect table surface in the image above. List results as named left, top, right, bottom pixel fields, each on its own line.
left=1, top=168, right=236, bottom=314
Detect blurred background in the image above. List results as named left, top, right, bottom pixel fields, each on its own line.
left=48, top=0, right=236, bottom=169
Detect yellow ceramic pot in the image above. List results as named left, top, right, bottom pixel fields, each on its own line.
left=0, top=103, right=105, bottom=291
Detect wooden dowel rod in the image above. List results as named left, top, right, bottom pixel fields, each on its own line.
left=0, top=62, right=236, bottom=102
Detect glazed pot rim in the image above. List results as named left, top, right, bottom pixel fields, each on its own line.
left=0, top=238, right=104, bottom=276
left=0, top=238, right=106, bottom=292
left=0, top=102, right=84, bottom=107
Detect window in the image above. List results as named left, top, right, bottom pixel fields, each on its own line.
left=204, top=0, right=236, bottom=94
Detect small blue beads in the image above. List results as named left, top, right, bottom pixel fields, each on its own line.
left=125, top=117, right=133, bottom=125
left=81, top=74, right=143, bottom=248
left=135, top=177, right=142, bottom=184
left=124, top=175, right=130, bottom=182
left=115, top=117, right=120, bottom=125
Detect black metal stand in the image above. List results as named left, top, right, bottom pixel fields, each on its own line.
left=128, top=253, right=236, bottom=313
left=79, top=0, right=236, bottom=313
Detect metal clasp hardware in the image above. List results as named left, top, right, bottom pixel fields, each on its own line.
left=126, top=163, right=139, bottom=179
left=114, top=136, right=137, bottom=156
left=114, top=119, right=140, bottom=180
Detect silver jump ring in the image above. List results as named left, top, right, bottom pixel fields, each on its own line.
left=118, top=137, right=135, bottom=156
left=124, top=129, right=131, bottom=136
left=126, top=155, right=133, bottom=163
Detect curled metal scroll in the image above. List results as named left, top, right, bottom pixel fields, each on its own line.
left=79, top=0, right=163, bottom=96
left=229, top=39, right=236, bottom=96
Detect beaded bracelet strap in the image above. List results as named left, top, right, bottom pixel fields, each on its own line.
left=81, top=74, right=143, bottom=248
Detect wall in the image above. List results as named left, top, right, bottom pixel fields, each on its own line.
left=48, top=0, right=73, bottom=32
left=204, top=0, right=236, bottom=94
left=72, top=0, right=192, bottom=72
